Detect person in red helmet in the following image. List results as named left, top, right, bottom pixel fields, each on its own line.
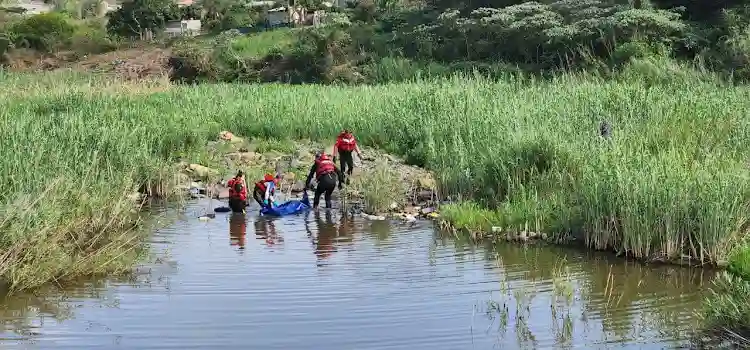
left=305, top=152, right=344, bottom=209
left=332, top=129, right=362, bottom=184
left=252, top=173, right=280, bottom=208
left=227, top=170, right=248, bottom=213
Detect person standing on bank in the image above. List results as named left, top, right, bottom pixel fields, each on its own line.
left=332, top=129, right=363, bottom=185
left=305, top=152, right=344, bottom=209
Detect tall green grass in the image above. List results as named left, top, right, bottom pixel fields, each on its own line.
left=1, top=66, right=749, bottom=291
left=229, top=28, right=298, bottom=58
left=700, top=272, right=750, bottom=344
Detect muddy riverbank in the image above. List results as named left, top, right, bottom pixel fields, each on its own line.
left=172, top=132, right=440, bottom=220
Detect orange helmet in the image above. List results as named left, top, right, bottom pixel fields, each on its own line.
left=264, top=174, right=274, bottom=182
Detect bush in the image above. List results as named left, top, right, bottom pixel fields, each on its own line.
left=106, top=0, right=180, bottom=38
left=70, top=20, right=117, bottom=55
left=204, top=7, right=266, bottom=34
left=0, top=35, right=11, bottom=65
left=9, top=12, right=76, bottom=52
left=394, top=1, right=687, bottom=70
left=167, top=27, right=364, bottom=84
left=168, top=38, right=218, bottom=83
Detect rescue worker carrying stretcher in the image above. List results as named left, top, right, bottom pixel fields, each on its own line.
left=305, top=152, right=344, bottom=209
left=332, top=129, right=363, bottom=184
left=227, top=171, right=248, bottom=214
left=253, top=173, right=280, bottom=208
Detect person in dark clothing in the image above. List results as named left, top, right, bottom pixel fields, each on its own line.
left=305, top=152, right=344, bottom=209
left=332, top=129, right=363, bottom=184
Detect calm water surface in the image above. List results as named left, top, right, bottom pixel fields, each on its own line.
left=0, top=199, right=717, bottom=349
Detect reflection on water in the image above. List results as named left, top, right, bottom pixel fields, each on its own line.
left=0, top=200, right=726, bottom=349
left=304, top=210, right=355, bottom=264
left=253, top=216, right=283, bottom=246
left=228, top=213, right=247, bottom=250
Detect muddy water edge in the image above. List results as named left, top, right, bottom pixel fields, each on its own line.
left=0, top=196, right=718, bottom=349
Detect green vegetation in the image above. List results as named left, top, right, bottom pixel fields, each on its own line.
left=2, top=0, right=750, bottom=339
left=106, top=0, right=182, bottom=38
left=0, top=12, right=116, bottom=61
left=3, top=67, right=750, bottom=286
left=346, top=161, right=403, bottom=214
left=3, top=0, right=749, bottom=87
left=162, top=0, right=750, bottom=84
left=700, top=273, right=750, bottom=344
left=0, top=73, right=195, bottom=293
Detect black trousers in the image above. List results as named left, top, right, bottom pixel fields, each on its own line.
left=252, top=187, right=264, bottom=207
left=228, top=197, right=247, bottom=213
left=314, top=173, right=337, bottom=209
left=339, top=150, right=354, bottom=178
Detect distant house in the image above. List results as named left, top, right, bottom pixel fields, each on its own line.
left=266, top=6, right=306, bottom=27
left=266, top=7, right=289, bottom=27
left=15, top=0, right=120, bottom=15
left=249, top=1, right=275, bottom=7
left=321, top=0, right=348, bottom=8
left=14, top=0, right=54, bottom=14
left=165, top=19, right=202, bottom=36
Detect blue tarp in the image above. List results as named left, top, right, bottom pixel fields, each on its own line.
left=259, top=192, right=311, bottom=216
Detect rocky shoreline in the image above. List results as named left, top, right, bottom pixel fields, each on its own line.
left=173, top=131, right=441, bottom=221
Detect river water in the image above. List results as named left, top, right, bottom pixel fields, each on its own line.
left=0, top=199, right=717, bottom=349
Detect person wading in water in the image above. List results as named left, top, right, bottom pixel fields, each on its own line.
left=332, top=129, right=363, bottom=185
left=227, top=171, right=248, bottom=214
left=305, top=152, right=344, bottom=209
left=252, top=173, right=280, bottom=208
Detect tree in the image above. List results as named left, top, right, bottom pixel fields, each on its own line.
left=106, top=0, right=180, bottom=37
left=650, top=0, right=745, bottom=22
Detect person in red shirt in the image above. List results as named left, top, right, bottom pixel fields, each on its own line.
left=227, top=170, right=248, bottom=213
left=332, top=129, right=363, bottom=184
left=305, top=152, right=344, bottom=209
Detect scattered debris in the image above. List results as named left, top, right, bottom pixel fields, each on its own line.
left=361, top=213, right=386, bottom=221
left=186, top=163, right=218, bottom=178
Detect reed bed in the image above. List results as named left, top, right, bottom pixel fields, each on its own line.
left=1, top=69, right=749, bottom=292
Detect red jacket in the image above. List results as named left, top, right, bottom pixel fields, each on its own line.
left=315, top=155, right=336, bottom=178
left=254, top=174, right=278, bottom=195
left=335, top=132, right=357, bottom=152
left=227, top=177, right=247, bottom=201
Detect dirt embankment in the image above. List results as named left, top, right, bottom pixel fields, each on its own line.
left=8, top=46, right=171, bottom=81
left=174, top=132, right=440, bottom=221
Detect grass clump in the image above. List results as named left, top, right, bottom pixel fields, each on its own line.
left=440, top=202, right=500, bottom=236
left=727, top=248, right=750, bottom=280
left=230, top=28, right=297, bottom=59
left=700, top=272, right=750, bottom=342
left=346, top=161, right=402, bottom=214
